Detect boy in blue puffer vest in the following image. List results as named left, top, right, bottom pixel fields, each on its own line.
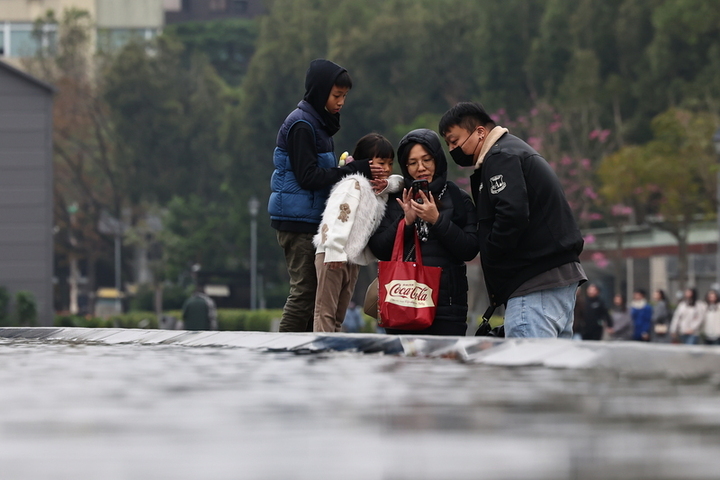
left=269, top=58, right=383, bottom=332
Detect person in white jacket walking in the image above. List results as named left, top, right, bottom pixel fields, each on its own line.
left=313, top=134, right=403, bottom=332
left=701, top=289, right=720, bottom=345
left=670, top=288, right=706, bottom=344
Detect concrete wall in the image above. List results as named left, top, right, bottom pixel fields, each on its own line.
left=0, top=62, right=54, bottom=324
left=96, top=0, right=164, bottom=28
left=0, top=0, right=96, bottom=22
left=1, top=0, right=163, bottom=28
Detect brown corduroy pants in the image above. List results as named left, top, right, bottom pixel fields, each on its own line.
left=313, top=253, right=360, bottom=332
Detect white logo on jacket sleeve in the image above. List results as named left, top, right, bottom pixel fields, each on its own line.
left=489, top=175, right=506, bottom=194
left=383, top=280, right=435, bottom=308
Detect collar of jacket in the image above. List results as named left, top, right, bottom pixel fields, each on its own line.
left=474, top=126, right=509, bottom=170
left=298, top=100, right=327, bottom=128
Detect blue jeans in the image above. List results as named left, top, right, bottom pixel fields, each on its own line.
left=505, top=284, right=579, bottom=338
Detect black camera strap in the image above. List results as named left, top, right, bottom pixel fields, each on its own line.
left=475, top=305, right=505, bottom=337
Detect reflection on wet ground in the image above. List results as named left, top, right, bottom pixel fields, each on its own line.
left=1, top=338, right=719, bottom=479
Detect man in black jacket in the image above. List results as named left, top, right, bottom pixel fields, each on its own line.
left=439, top=102, right=586, bottom=338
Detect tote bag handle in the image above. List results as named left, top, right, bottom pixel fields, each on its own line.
left=390, top=220, right=424, bottom=265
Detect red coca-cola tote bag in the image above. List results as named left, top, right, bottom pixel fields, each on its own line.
left=378, top=221, right=442, bottom=330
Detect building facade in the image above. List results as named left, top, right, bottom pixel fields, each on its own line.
left=581, top=221, right=719, bottom=304
left=0, top=60, right=54, bottom=324
left=0, top=0, right=164, bottom=62
left=163, top=0, right=265, bottom=23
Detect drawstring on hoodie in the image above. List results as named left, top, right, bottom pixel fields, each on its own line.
left=415, top=184, right=447, bottom=242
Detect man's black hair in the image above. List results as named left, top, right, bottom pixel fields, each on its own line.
left=438, top=101, right=495, bottom=137
left=335, top=70, right=353, bottom=89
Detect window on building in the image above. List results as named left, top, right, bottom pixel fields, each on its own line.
left=181, top=0, right=192, bottom=12
left=229, top=0, right=248, bottom=13
left=2, top=23, right=57, bottom=58
left=209, top=0, right=227, bottom=11
left=10, top=27, right=33, bottom=58
left=97, top=29, right=158, bottom=53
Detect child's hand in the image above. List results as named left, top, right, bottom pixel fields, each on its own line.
left=410, top=190, right=439, bottom=224
left=398, top=188, right=418, bottom=226
left=371, top=178, right=388, bottom=193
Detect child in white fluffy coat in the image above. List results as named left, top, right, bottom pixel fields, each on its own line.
left=313, top=133, right=403, bottom=332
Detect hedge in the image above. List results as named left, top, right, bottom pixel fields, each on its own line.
left=54, top=309, right=284, bottom=332
left=53, top=310, right=499, bottom=333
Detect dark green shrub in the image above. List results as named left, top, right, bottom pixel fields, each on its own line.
left=0, top=286, right=10, bottom=326
left=129, top=284, right=190, bottom=312
left=129, top=285, right=155, bottom=311
left=216, top=309, right=244, bottom=330
left=53, top=309, right=283, bottom=331
left=53, top=315, right=113, bottom=328
left=15, top=291, right=37, bottom=326
left=162, top=284, right=191, bottom=310
left=56, top=315, right=77, bottom=327
left=80, top=316, right=111, bottom=328
left=361, top=313, right=378, bottom=333
left=244, top=310, right=275, bottom=332
left=109, top=311, right=158, bottom=329
left=172, top=308, right=282, bottom=331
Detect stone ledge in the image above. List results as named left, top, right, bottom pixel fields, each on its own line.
left=2, top=327, right=720, bottom=378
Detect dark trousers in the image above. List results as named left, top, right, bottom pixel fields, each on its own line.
left=277, top=230, right=316, bottom=332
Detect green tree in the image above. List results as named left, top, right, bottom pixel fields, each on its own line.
left=0, top=287, right=10, bottom=326
left=647, top=0, right=720, bottom=110
left=160, top=194, right=244, bottom=281
left=15, top=291, right=38, bottom=327
left=26, top=9, right=120, bottom=313
left=103, top=38, right=233, bottom=205
left=598, top=108, right=718, bottom=291
left=163, top=18, right=259, bottom=87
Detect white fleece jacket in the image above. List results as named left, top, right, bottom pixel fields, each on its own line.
left=314, top=173, right=403, bottom=265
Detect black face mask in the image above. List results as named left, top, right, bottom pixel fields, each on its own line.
left=450, top=145, right=476, bottom=167
left=449, top=131, right=480, bottom=167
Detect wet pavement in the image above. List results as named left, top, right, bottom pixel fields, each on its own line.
left=1, top=328, right=719, bottom=479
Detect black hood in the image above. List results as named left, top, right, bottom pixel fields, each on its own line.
left=303, top=59, right=346, bottom=136
left=397, top=128, right=448, bottom=194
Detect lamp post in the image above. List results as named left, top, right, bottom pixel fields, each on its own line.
left=714, top=127, right=720, bottom=287
left=248, top=196, right=260, bottom=310
left=98, top=210, right=124, bottom=314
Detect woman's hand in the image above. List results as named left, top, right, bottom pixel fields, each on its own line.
left=326, top=261, right=345, bottom=270
left=368, top=160, right=385, bottom=180
left=397, top=188, right=417, bottom=226
left=410, top=190, right=440, bottom=224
